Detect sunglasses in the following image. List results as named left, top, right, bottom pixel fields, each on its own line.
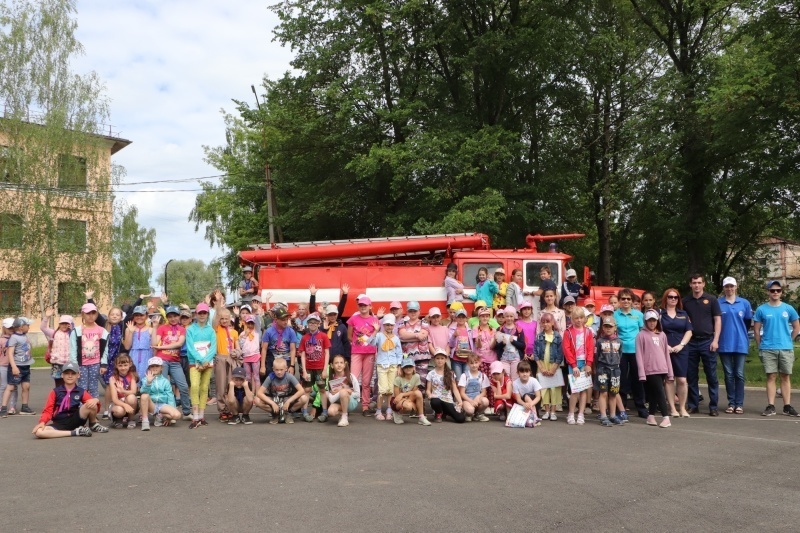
left=667, top=295, right=678, bottom=299
left=619, top=297, right=631, bottom=301
left=769, top=288, right=782, bottom=293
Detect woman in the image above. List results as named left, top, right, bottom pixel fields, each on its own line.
left=659, top=288, right=693, bottom=417
left=613, top=288, right=646, bottom=418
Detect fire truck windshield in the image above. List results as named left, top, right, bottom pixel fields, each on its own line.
left=524, top=261, right=561, bottom=290
left=461, top=262, right=504, bottom=288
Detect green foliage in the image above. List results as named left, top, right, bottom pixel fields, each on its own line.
left=156, top=259, right=220, bottom=308
left=112, top=202, right=156, bottom=305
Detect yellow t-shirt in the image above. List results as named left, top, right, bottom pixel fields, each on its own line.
left=543, top=332, right=554, bottom=365
left=215, top=325, right=239, bottom=356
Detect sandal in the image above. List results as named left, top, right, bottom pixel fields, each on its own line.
left=734, top=407, right=744, bottom=414
left=725, top=406, right=735, bottom=414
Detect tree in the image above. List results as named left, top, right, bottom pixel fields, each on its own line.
left=112, top=201, right=156, bottom=305
left=0, top=0, right=121, bottom=316
left=155, top=259, right=220, bottom=308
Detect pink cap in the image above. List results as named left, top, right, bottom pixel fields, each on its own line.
left=196, top=302, right=210, bottom=313
left=389, top=301, right=402, bottom=310
left=81, top=303, right=97, bottom=314
left=357, top=296, right=372, bottom=305
left=600, top=304, right=614, bottom=313
left=518, top=301, right=532, bottom=309
left=489, top=361, right=505, bottom=375
left=503, top=305, right=517, bottom=317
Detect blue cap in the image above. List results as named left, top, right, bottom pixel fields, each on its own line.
left=401, top=358, right=415, bottom=368
left=165, top=306, right=180, bottom=316
left=132, top=305, right=147, bottom=315
left=407, top=301, right=420, bottom=311
left=766, top=280, right=781, bottom=290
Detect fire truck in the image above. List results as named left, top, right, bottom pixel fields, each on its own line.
left=238, top=233, right=626, bottom=316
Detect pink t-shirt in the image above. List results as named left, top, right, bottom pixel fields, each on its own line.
left=80, top=325, right=105, bottom=366
left=156, top=324, right=185, bottom=363
left=515, top=319, right=537, bottom=356
left=473, top=326, right=497, bottom=364
left=347, top=314, right=378, bottom=355
left=239, top=329, right=261, bottom=363
left=427, top=325, right=450, bottom=353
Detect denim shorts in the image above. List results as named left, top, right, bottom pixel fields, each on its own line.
left=8, top=366, right=31, bottom=385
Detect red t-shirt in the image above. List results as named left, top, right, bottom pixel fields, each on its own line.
left=299, top=331, right=331, bottom=370
left=156, top=324, right=186, bottom=363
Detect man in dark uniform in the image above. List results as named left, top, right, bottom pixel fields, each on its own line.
left=682, top=274, right=722, bottom=416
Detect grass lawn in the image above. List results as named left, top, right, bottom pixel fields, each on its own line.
left=699, top=342, right=800, bottom=389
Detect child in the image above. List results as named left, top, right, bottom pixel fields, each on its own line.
left=426, top=348, right=465, bottom=423
left=185, top=302, right=217, bottom=429
left=595, top=316, right=625, bottom=426
left=473, top=307, right=497, bottom=405
left=444, top=263, right=465, bottom=305
left=515, top=301, right=537, bottom=372
left=101, top=307, right=124, bottom=419
left=391, top=358, right=431, bottom=425
left=69, top=303, right=109, bottom=400
left=1, top=317, right=35, bottom=416
left=325, top=354, right=360, bottom=427
left=534, top=312, right=564, bottom=421
left=239, top=316, right=262, bottom=393
left=457, top=352, right=491, bottom=422
left=492, top=268, right=508, bottom=310
left=0, top=318, right=16, bottom=415
left=299, top=312, right=331, bottom=422
left=398, top=301, right=431, bottom=391
left=40, top=309, right=73, bottom=387
left=468, top=267, right=499, bottom=306
left=238, top=265, right=259, bottom=306
left=152, top=306, right=190, bottom=420
left=226, top=367, right=254, bottom=425
left=505, top=268, right=525, bottom=308
left=139, top=356, right=182, bottom=431
left=370, top=314, right=403, bottom=421
left=108, top=354, right=139, bottom=429
left=563, top=307, right=595, bottom=425
left=636, top=310, right=673, bottom=428
left=254, top=358, right=309, bottom=424
left=494, top=305, right=525, bottom=381
left=212, top=295, right=239, bottom=422
left=32, top=362, right=108, bottom=438
left=539, top=289, right=566, bottom=333
left=426, top=308, right=450, bottom=355
left=512, top=360, right=542, bottom=427
left=448, top=308, right=474, bottom=381
left=124, top=305, right=152, bottom=378
left=489, top=360, right=514, bottom=421
left=346, top=295, right=379, bottom=415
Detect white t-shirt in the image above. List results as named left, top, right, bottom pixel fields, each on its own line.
left=513, top=377, right=542, bottom=397
left=426, top=369, right=454, bottom=403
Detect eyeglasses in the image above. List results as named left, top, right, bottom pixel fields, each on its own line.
left=667, top=295, right=678, bottom=299
left=769, top=288, right=782, bottom=293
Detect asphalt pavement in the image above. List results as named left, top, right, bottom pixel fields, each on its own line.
left=2, top=370, right=799, bottom=532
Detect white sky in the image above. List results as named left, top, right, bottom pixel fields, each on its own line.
left=73, top=0, right=294, bottom=290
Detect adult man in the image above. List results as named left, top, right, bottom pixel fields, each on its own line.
left=754, top=280, right=800, bottom=417
left=717, top=277, right=753, bottom=414
left=682, top=274, right=722, bottom=416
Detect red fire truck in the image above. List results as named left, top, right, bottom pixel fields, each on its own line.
left=238, top=233, right=627, bottom=316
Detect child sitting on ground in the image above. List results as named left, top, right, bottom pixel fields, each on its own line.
left=457, top=352, right=491, bottom=422
left=489, top=360, right=514, bottom=421
left=426, top=348, right=465, bottom=423
left=32, top=362, right=108, bottom=438
left=139, top=356, right=182, bottom=431
left=254, top=358, right=309, bottom=424
left=512, top=360, right=542, bottom=427
left=108, top=354, right=139, bottom=429
left=391, top=358, right=431, bottom=425
left=226, top=367, right=254, bottom=425
left=325, top=354, right=360, bottom=427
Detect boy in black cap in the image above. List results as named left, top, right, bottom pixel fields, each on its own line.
left=226, top=366, right=254, bottom=425
left=32, top=362, right=108, bottom=438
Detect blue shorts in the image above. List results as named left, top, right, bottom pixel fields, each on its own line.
left=153, top=402, right=170, bottom=413
left=8, top=366, right=31, bottom=386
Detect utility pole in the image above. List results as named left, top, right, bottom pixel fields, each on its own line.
left=252, top=85, right=278, bottom=247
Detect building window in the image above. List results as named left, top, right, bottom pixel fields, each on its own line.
left=0, top=145, right=22, bottom=183
left=0, top=281, right=22, bottom=314
left=56, top=218, right=87, bottom=252
left=0, top=213, right=24, bottom=248
left=57, top=282, right=85, bottom=315
left=57, top=154, right=87, bottom=189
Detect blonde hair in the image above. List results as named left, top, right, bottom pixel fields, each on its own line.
left=571, top=307, right=586, bottom=319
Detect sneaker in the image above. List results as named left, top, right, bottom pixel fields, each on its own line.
left=112, top=419, right=124, bottom=429
left=199, top=418, right=208, bottom=426
left=362, top=409, right=373, bottom=417
left=74, top=426, right=92, bottom=437
left=464, top=415, right=472, bottom=422
left=7, top=407, right=15, bottom=415
left=498, top=414, right=506, bottom=422
left=189, top=419, right=201, bottom=429
left=435, top=413, right=443, bottom=423
left=317, top=413, right=328, bottom=423
left=583, top=407, right=592, bottom=415
left=549, top=413, right=557, bottom=422
left=206, top=398, right=217, bottom=405
left=618, top=411, right=629, bottom=422
left=393, top=412, right=404, bottom=424
left=567, top=413, right=576, bottom=425
left=242, top=414, right=253, bottom=425
left=228, top=415, right=241, bottom=425
left=475, top=414, right=490, bottom=422
left=338, top=415, right=349, bottom=427
left=91, top=422, right=108, bottom=433
left=600, top=417, right=612, bottom=427
left=541, top=412, right=551, bottom=421
left=418, top=416, right=431, bottom=426
left=101, top=410, right=109, bottom=420
left=141, top=419, right=150, bottom=431
left=285, top=414, right=294, bottom=423
left=375, top=411, right=386, bottom=421
left=154, top=414, right=164, bottom=427
left=303, top=413, right=314, bottom=422
left=127, top=419, right=137, bottom=429
left=783, top=405, right=799, bottom=417
left=19, top=405, right=35, bottom=416
left=0, top=407, right=7, bottom=418
left=609, top=416, right=623, bottom=425
left=762, top=404, right=777, bottom=417
left=269, top=416, right=279, bottom=425
left=555, top=404, right=563, bottom=412
left=181, top=413, right=193, bottom=421
left=577, top=414, right=585, bottom=425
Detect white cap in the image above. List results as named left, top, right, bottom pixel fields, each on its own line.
left=428, top=307, right=442, bottom=317
left=2, top=318, right=14, bottom=329
left=644, top=309, right=660, bottom=321
left=566, top=268, right=577, bottom=278
left=381, top=314, right=396, bottom=325
left=325, top=304, right=338, bottom=315
left=722, top=276, right=737, bottom=287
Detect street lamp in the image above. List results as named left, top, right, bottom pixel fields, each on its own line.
left=164, top=259, right=174, bottom=295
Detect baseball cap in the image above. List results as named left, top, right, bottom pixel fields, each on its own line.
left=455, top=309, right=468, bottom=317
left=273, top=308, right=289, bottom=319
left=584, top=298, right=596, bottom=308
left=61, top=362, right=80, bottom=374
left=147, top=356, right=163, bottom=367
left=478, top=307, right=491, bottom=316
left=165, top=306, right=180, bottom=316
left=474, top=300, right=488, bottom=309
left=382, top=314, right=396, bottom=325
left=2, top=318, right=14, bottom=329
left=722, top=277, right=737, bottom=287
left=357, top=295, right=372, bottom=306
left=407, top=301, right=420, bottom=311
left=518, top=301, right=532, bottom=310
left=231, top=367, right=247, bottom=379
left=503, top=305, right=517, bottom=317
left=433, top=347, right=448, bottom=357
left=12, top=317, right=31, bottom=328
left=81, top=303, right=98, bottom=314
left=600, top=304, right=615, bottom=313
left=251, top=294, right=262, bottom=302
left=766, top=280, right=781, bottom=289
left=389, top=301, right=402, bottom=310
left=132, top=305, right=147, bottom=315
left=179, top=309, right=192, bottom=318
left=602, top=316, right=616, bottom=325
left=242, top=266, right=253, bottom=272
left=489, top=361, right=505, bottom=375
left=563, top=296, right=576, bottom=305
left=325, top=304, right=338, bottom=315
left=400, top=358, right=415, bottom=368
left=644, top=309, right=660, bottom=321
left=244, top=315, right=256, bottom=323
left=58, top=315, right=74, bottom=324
left=240, top=304, right=252, bottom=313
left=566, top=268, right=577, bottom=278
left=449, top=302, right=464, bottom=311
left=195, top=303, right=210, bottom=313
left=495, top=308, right=505, bottom=316
left=428, top=307, right=442, bottom=317
left=495, top=268, right=505, bottom=275
left=306, top=312, right=321, bottom=323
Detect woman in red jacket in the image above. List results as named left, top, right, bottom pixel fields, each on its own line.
left=563, top=307, right=595, bottom=425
